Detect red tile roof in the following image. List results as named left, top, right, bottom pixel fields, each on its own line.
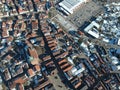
left=34, top=65, right=40, bottom=72
left=40, top=39, right=45, bottom=47
left=14, top=74, right=29, bottom=89
left=50, top=46, right=56, bottom=51
left=60, top=63, right=69, bottom=69
left=63, top=65, right=73, bottom=72
left=43, top=55, right=51, bottom=61
left=32, top=20, right=38, bottom=30
left=48, top=40, right=57, bottom=44
left=28, top=48, right=38, bottom=58
left=74, top=81, right=81, bottom=89
left=45, top=60, right=54, bottom=66
left=48, top=43, right=57, bottom=47
left=7, top=36, right=13, bottom=42
left=28, top=69, right=35, bottom=77
left=14, top=78, right=26, bottom=84
left=58, top=59, right=67, bottom=65
left=2, top=22, right=6, bottom=27
left=55, top=51, right=68, bottom=59
left=67, top=46, right=72, bottom=51
left=2, top=30, right=9, bottom=37
left=5, top=55, right=13, bottom=60
left=53, top=50, right=61, bottom=56
left=18, top=7, right=23, bottom=13
left=34, top=80, right=51, bottom=90
left=18, top=84, right=24, bottom=90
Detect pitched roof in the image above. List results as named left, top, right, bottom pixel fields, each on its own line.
left=7, top=36, right=13, bottom=42
left=32, top=20, right=38, bottom=30
left=28, top=69, right=35, bottom=77
left=2, top=30, right=9, bottom=37
left=14, top=77, right=26, bottom=84
left=28, top=48, right=38, bottom=58
left=34, top=65, right=40, bottom=72
left=17, top=84, right=24, bottom=90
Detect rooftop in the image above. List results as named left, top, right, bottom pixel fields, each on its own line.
left=59, top=0, right=87, bottom=14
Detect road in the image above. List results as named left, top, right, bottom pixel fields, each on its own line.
left=51, top=6, right=120, bottom=69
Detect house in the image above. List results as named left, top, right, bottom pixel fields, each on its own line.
left=55, top=51, right=69, bottom=59
left=17, top=84, right=24, bottom=90
left=55, top=33, right=63, bottom=39
left=27, top=69, right=35, bottom=77
left=45, top=60, right=54, bottom=66
left=28, top=48, right=39, bottom=65
left=64, top=72, right=73, bottom=80
left=74, top=81, right=81, bottom=89
left=46, top=37, right=54, bottom=42
left=2, top=29, right=9, bottom=37
left=70, top=53, right=78, bottom=59
left=48, top=39, right=57, bottom=44
left=34, top=79, right=51, bottom=90
left=3, top=12, right=9, bottom=17
left=46, top=35, right=53, bottom=41
left=40, top=38, right=45, bottom=47
left=70, top=77, right=81, bottom=89
left=14, top=74, right=28, bottom=84
left=0, top=75, right=2, bottom=83
left=21, top=22, right=26, bottom=30
left=28, top=1, right=34, bottom=11
left=7, top=36, right=13, bottom=42
left=48, top=43, right=57, bottom=47
left=32, top=20, right=38, bottom=30
left=85, top=76, right=95, bottom=87
left=117, top=38, right=120, bottom=45
left=35, top=2, right=44, bottom=12
left=42, top=55, right=51, bottom=61
left=50, top=46, right=56, bottom=51
left=34, top=65, right=41, bottom=72
left=28, top=48, right=39, bottom=59
left=58, top=59, right=67, bottom=65
left=10, top=65, right=23, bottom=77
left=5, top=54, right=13, bottom=61
left=4, top=68, right=11, bottom=81
left=8, top=74, right=29, bottom=90
left=63, top=65, right=73, bottom=72
left=53, top=50, right=61, bottom=56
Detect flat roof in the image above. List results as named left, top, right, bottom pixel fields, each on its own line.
left=59, top=0, right=85, bottom=13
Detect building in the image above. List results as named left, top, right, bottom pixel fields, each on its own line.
left=84, top=21, right=100, bottom=38
left=59, top=0, right=89, bottom=15
left=117, top=38, right=120, bottom=45
left=71, top=63, right=85, bottom=76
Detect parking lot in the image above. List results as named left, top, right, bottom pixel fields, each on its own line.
left=67, top=1, right=104, bottom=27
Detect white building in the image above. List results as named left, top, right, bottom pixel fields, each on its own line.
left=71, top=63, right=85, bottom=76
left=59, top=0, right=89, bottom=15
left=84, top=21, right=100, bottom=38
left=117, top=38, right=120, bottom=45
